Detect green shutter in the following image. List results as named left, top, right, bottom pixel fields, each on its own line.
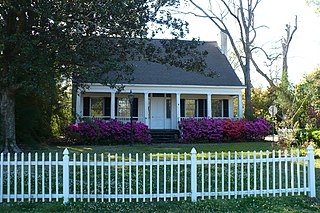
left=180, top=99, right=185, bottom=117
left=223, top=99, right=229, bottom=117
left=104, top=97, right=111, bottom=117
left=133, top=98, right=138, bottom=119
left=83, top=97, right=90, bottom=116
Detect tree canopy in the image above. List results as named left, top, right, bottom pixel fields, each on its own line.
left=0, top=0, right=203, bottom=152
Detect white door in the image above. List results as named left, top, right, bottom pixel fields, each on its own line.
left=150, top=97, right=165, bottom=129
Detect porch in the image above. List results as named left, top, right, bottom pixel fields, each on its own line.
left=75, top=85, right=243, bottom=130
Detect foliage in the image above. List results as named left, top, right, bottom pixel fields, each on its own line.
left=0, top=0, right=206, bottom=151
left=251, top=87, right=276, bottom=119
left=295, top=128, right=320, bottom=147
left=179, top=118, right=271, bottom=143
left=64, top=120, right=151, bottom=144
left=307, top=0, right=320, bottom=14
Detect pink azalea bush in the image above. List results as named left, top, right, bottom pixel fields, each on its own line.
left=64, top=120, right=151, bottom=144
left=179, top=117, right=271, bottom=143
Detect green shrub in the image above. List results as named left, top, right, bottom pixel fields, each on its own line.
left=295, top=128, right=320, bottom=147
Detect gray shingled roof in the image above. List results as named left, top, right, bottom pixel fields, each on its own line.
left=116, top=41, right=243, bottom=87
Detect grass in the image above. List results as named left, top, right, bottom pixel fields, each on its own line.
left=1, top=141, right=320, bottom=212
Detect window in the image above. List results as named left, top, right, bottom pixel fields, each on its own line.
left=117, top=98, right=130, bottom=117
left=166, top=99, right=171, bottom=118
left=212, top=100, right=222, bottom=117
left=91, top=97, right=104, bottom=116
left=116, top=97, right=138, bottom=118
left=212, top=99, right=229, bottom=117
left=185, top=99, right=197, bottom=117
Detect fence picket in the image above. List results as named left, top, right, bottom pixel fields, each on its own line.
left=135, top=153, right=138, bottom=202
left=266, top=150, right=269, bottom=197
left=28, top=153, right=31, bottom=202
left=253, top=151, right=256, bottom=197
left=21, top=153, right=25, bottom=202
left=221, top=152, right=224, bottom=199
left=48, top=153, right=51, bottom=202
left=150, top=153, right=153, bottom=202
left=208, top=152, right=211, bottom=199
left=297, top=150, right=300, bottom=195
left=129, top=153, right=132, bottom=202
left=184, top=152, right=187, bottom=201
left=115, top=153, right=118, bottom=202
left=285, top=150, right=288, bottom=196
left=272, top=150, right=275, bottom=197
left=14, top=153, right=17, bottom=202
left=234, top=151, right=237, bottom=199
left=228, top=151, right=231, bottom=199
left=240, top=151, right=244, bottom=198
left=0, top=153, right=3, bottom=203
left=42, top=153, right=45, bottom=202
left=247, top=151, right=250, bottom=197
left=73, top=153, right=76, bottom=202
left=278, top=150, right=282, bottom=196
left=201, top=152, right=205, bottom=200
left=35, top=153, right=38, bottom=202
left=80, top=153, right=83, bottom=202
left=122, top=153, right=125, bottom=202
left=94, top=153, right=97, bottom=202
left=215, top=152, right=218, bottom=199
left=170, top=153, right=173, bottom=201
left=291, top=150, right=294, bottom=196
left=101, top=153, right=104, bottom=202
left=260, top=150, right=263, bottom=196
left=55, top=153, right=58, bottom=202
left=164, top=153, right=167, bottom=201
left=143, top=153, right=146, bottom=202
left=177, top=152, right=180, bottom=201
left=87, top=153, right=90, bottom=202
left=0, top=146, right=316, bottom=203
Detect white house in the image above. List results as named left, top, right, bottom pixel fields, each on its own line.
left=75, top=40, right=245, bottom=130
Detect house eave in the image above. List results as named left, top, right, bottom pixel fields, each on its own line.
left=79, top=83, right=245, bottom=96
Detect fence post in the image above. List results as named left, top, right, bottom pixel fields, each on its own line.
left=190, top=148, right=197, bottom=202
left=307, top=145, right=316, bottom=197
left=63, top=148, right=70, bottom=203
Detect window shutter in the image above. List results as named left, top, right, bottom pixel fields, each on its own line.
left=104, top=97, right=111, bottom=117
left=133, top=98, right=138, bottom=118
left=83, top=97, right=90, bottom=116
left=115, top=97, right=118, bottom=116
left=180, top=99, right=185, bottom=117
left=198, top=99, right=208, bottom=117
left=223, top=99, right=229, bottom=117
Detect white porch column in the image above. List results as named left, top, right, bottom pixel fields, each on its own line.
left=75, top=89, right=81, bottom=123
left=228, top=98, right=234, bottom=118
left=111, top=92, right=116, bottom=119
left=207, top=94, right=212, bottom=118
left=144, top=93, right=149, bottom=126
left=176, top=93, right=181, bottom=128
left=238, top=94, right=243, bottom=118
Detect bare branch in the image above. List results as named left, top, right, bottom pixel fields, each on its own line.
left=251, top=57, right=276, bottom=88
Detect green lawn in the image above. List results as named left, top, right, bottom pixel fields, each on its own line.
left=1, top=141, right=320, bottom=212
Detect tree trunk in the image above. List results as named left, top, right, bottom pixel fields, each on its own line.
left=0, top=89, right=22, bottom=153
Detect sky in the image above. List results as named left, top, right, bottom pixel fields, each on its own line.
left=158, top=0, right=320, bottom=87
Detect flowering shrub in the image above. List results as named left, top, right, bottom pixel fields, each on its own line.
left=179, top=117, right=271, bottom=143
left=64, top=120, right=151, bottom=144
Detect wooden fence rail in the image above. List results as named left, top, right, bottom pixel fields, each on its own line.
left=0, top=145, right=316, bottom=203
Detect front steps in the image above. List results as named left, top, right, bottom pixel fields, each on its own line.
left=150, top=129, right=180, bottom=143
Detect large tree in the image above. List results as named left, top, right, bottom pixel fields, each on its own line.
left=0, top=0, right=205, bottom=153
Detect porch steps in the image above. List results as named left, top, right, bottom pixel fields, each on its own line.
left=150, top=129, right=180, bottom=143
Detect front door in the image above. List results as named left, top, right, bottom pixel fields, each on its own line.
left=150, top=97, right=165, bottom=129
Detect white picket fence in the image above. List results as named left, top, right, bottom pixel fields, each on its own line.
left=0, top=145, right=316, bottom=203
